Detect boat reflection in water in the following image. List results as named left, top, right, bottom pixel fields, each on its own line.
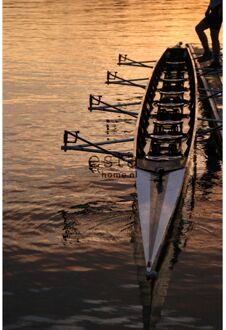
left=132, top=174, right=194, bottom=329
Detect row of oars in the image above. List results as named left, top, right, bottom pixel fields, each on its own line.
left=62, top=54, right=155, bottom=163
left=62, top=49, right=222, bottom=159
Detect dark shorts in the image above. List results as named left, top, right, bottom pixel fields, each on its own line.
left=204, top=5, right=222, bottom=30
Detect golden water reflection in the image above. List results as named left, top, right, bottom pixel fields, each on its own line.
left=3, top=0, right=222, bottom=329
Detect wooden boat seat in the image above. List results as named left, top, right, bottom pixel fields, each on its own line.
left=165, top=62, right=187, bottom=72
left=156, top=111, right=183, bottom=121
left=145, top=155, right=183, bottom=161
left=152, top=121, right=184, bottom=136
left=156, top=101, right=188, bottom=108
left=166, top=61, right=186, bottom=65
left=161, top=78, right=188, bottom=83
left=154, top=113, right=189, bottom=121
left=147, top=139, right=184, bottom=158
left=158, top=86, right=188, bottom=93
left=153, top=120, right=183, bottom=125
left=158, top=90, right=185, bottom=96
left=148, top=134, right=184, bottom=140
left=163, top=71, right=186, bottom=77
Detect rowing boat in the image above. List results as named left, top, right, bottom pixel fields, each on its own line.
left=61, top=44, right=197, bottom=278
left=134, top=44, right=197, bottom=278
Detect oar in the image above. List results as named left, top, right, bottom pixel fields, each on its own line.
left=196, top=125, right=222, bottom=137
left=198, top=87, right=221, bottom=93
left=198, top=117, right=222, bottom=123
left=106, top=71, right=148, bottom=89
left=199, top=91, right=222, bottom=101
left=118, top=54, right=155, bottom=68
left=197, top=67, right=222, bottom=77
left=88, top=95, right=139, bottom=118
left=62, top=131, right=134, bottom=164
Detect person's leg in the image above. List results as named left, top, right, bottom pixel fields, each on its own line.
left=205, top=5, right=222, bottom=67
left=210, top=28, right=220, bottom=61
left=208, top=28, right=221, bottom=67
left=195, top=19, right=212, bottom=56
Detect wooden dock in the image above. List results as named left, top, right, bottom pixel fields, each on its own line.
left=187, top=43, right=222, bottom=145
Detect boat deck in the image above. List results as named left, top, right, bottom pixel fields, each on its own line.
left=188, top=43, right=222, bottom=143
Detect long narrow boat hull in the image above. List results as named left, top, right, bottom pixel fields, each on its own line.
left=135, top=44, right=197, bottom=277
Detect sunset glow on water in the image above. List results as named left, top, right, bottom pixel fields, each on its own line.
left=3, top=0, right=222, bottom=329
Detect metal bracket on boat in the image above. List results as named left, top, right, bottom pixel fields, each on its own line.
left=64, top=130, right=79, bottom=146
left=106, top=71, right=148, bottom=89
left=155, top=167, right=165, bottom=182
left=118, top=54, right=155, bottom=68
left=62, top=130, right=134, bottom=164
left=88, top=95, right=139, bottom=118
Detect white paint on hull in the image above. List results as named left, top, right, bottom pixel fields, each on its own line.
left=136, top=168, right=186, bottom=271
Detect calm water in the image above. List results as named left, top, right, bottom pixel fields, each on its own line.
left=3, top=1, right=222, bottom=329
